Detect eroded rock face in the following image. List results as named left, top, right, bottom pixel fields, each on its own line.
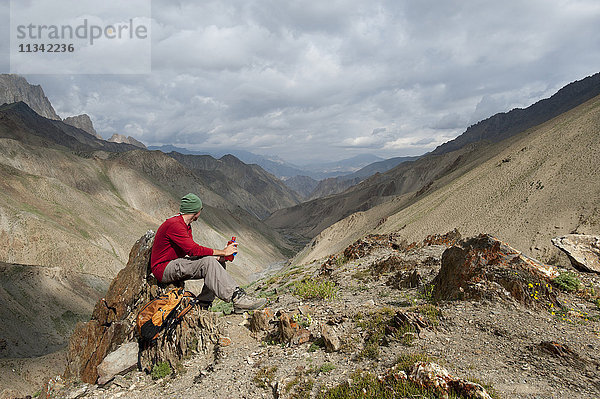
left=552, top=234, right=600, bottom=274
left=249, top=308, right=274, bottom=333
left=108, top=133, right=147, bottom=149
left=63, top=231, right=221, bottom=384
left=97, top=342, right=139, bottom=385
left=63, top=114, right=102, bottom=139
left=64, top=231, right=156, bottom=383
left=138, top=307, right=220, bottom=374
left=383, top=361, right=493, bottom=399
left=321, top=325, right=341, bottom=352
left=432, top=234, right=559, bottom=307
left=0, top=74, right=60, bottom=120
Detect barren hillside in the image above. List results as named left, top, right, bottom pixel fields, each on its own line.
left=296, top=94, right=600, bottom=265
left=266, top=73, right=600, bottom=246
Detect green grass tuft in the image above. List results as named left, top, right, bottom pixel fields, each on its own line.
left=210, top=298, right=233, bottom=314
left=293, top=279, right=338, bottom=300
left=553, top=272, right=581, bottom=292
left=151, top=362, right=171, bottom=380
left=318, top=362, right=336, bottom=373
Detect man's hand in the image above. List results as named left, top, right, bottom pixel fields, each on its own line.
left=223, top=242, right=238, bottom=256
left=212, top=242, right=238, bottom=257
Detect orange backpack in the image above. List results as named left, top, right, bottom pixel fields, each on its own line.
left=136, top=288, right=198, bottom=342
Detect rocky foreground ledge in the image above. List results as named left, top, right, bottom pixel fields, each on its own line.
left=34, top=230, right=600, bottom=399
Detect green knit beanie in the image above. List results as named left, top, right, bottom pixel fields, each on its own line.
left=179, top=193, right=203, bottom=214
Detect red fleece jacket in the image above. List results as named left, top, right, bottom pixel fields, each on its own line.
left=150, top=214, right=214, bottom=282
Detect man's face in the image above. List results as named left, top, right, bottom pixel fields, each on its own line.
left=191, top=209, right=202, bottom=222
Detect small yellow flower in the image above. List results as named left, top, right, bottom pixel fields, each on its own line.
left=528, top=283, right=534, bottom=288
left=551, top=312, right=555, bottom=315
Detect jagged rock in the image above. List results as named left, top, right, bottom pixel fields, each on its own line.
left=421, top=229, right=462, bottom=247
left=537, top=341, right=584, bottom=365
left=64, top=231, right=155, bottom=383
left=552, top=234, right=600, bottom=273
left=0, top=74, right=60, bottom=120
left=108, top=133, right=147, bottom=148
left=409, top=361, right=451, bottom=393
left=277, top=312, right=311, bottom=345
left=372, top=255, right=404, bottom=274
left=432, top=234, right=559, bottom=307
left=97, top=342, right=139, bottom=385
left=249, top=308, right=274, bottom=332
left=343, top=233, right=407, bottom=261
left=63, top=114, right=102, bottom=139
left=64, top=230, right=221, bottom=384
left=138, top=307, right=221, bottom=374
left=390, top=310, right=434, bottom=336
left=278, top=312, right=296, bottom=343
left=390, top=269, right=422, bottom=288
left=321, top=325, right=341, bottom=352
left=409, top=362, right=492, bottom=399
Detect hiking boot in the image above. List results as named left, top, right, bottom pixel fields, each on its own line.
left=232, top=288, right=267, bottom=314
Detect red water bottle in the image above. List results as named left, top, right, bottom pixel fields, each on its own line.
left=225, top=236, right=237, bottom=262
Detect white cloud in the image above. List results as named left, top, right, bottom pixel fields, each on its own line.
left=16, top=0, right=600, bottom=163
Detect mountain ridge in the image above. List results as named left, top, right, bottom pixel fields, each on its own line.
left=431, top=72, right=600, bottom=155
left=0, top=74, right=60, bottom=120
left=295, top=92, right=600, bottom=265
left=267, top=72, right=600, bottom=245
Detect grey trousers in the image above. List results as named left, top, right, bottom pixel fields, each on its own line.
left=161, top=257, right=238, bottom=303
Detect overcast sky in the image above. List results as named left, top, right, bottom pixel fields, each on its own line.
left=3, top=0, right=600, bottom=164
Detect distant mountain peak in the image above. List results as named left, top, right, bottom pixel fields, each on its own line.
left=0, top=74, right=61, bottom=121
left=108, top=134, right=147, bottom=149
left=63, top=114, right=102, bottom=140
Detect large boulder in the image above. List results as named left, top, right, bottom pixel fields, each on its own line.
left=552, top=234, right=600, bottom=274
left=63, top=231, right=221, bottom=384
left=64, top=231, right=156, bottom=383
left=432, top=234, right=559, bottom=307
left=97, top=342, right=139, bottom=385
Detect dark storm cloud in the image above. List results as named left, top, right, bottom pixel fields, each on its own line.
left=19, top=0, right=600, bottom=162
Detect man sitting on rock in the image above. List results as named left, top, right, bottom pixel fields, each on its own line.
left=150, top=193, right=267, bottom=313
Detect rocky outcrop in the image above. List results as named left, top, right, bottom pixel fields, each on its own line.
left=108, top=133, right=147, bottom=149
left=552, top=234, right=600, bottom=273
left=64, top=231, right=156, bottom=383
left=321, top=325, right=341, bottom=352
left=97, top=342, right=139, bottom=385
left=63, top=231, right=221, bottom=384
left=0, top=74, right=60, bottom=120
left=249, top=308, right=274, bottom=332
left=407, top=362, right=493, bottom=399
left=277, top=311, right=311, bottom=345
left=138, top=307, right=221, bottom=374
left=63, top=114, right=102, bottom=139
left=432, top=234, right=559, bottom=307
